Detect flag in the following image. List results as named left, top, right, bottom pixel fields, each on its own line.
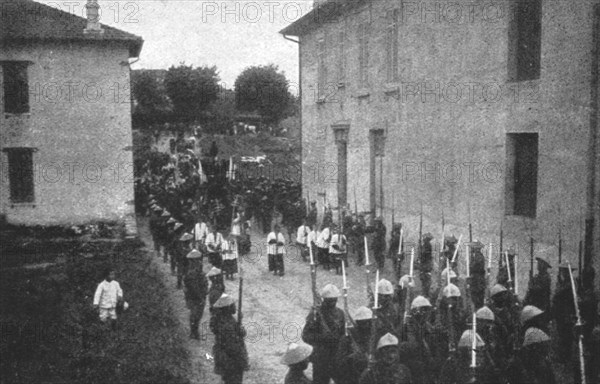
left=198, top=159, right=207, bottom=184
left=227, top=156, right=233, bottom=182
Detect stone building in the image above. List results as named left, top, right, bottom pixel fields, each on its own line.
left=0, top=0, right=143, bottom=227
left=281, top=0, right=599, bottom=287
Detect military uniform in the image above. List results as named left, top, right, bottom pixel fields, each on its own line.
left=371, top=280, right=402, bottom=349
left=359, top=333, right=412, bottom=384
left=524, top=257, right=552, bottom=312
left=282, top=342, right=313, bottom=384
left=552, top=269, right=575, bottom=362
left=468, top=242, right=487, bottom=310
left=366, top=218, right=387, bottom=270
left=183, top=256, right=208, bottom=339
left=210, top=294, right=249, bottom=384
left=302, top=285, right=346, bottom=384
left=284, top=370, right=312, bottom=384
left=388, top=224, right=402, bottom=280
left=207, top=268, right=225, bottom=312
left=176, top=232, right=193, bottom=289
left=419, top=234, right=434, bottom=298
left=335, top=307, right=372, bottom=384
left=350, top=216, right=366, bottom=266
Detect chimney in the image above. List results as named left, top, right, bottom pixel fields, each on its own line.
left=313, top=0, right=327, bottom=8
left=84, top=0, right=104, bottom=34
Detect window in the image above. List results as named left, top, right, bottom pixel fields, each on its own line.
left=2, top=61, right=30, bottom=114
left=386, top=9, right=399, bottom=82
left=505, top=133, right=538, bottom=218
left=317, top=35, right=327, bottom=100
left=333, top=127, right=348, bottom=208
left=4, top=148, right=35, bottom=203
left=337, top=30, right=346, bottom=83
left=370, top=130, right=385, bottom=214
left=358, top=23, right=369, bottom=88
left=508, top=0, right=542, bottom=81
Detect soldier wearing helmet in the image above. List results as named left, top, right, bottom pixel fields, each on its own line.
left=210, top=294, right=249, bottom=384
left=524, top=255, right=552, bottom=312
left=335, top=306, right=373, bottom=384
left=419, top=233, right=434, bottom=299
left=302, top=284, right=345, bottom=384
left=358, top=333, right=412, bottom=384
left=282, top=342, right=313, bottom=384
left=371, top=279, right=401, bottom=352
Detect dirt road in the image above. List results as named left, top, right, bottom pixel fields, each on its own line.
left=138, top=219, right=398, bottom=384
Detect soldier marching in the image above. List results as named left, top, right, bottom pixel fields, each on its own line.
left=140, top=136, right=598, bottom=384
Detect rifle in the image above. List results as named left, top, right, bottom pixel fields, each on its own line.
left=451, top=235, right=463, bottom=264
left=447, top=300, right=457, bottom=354
left=354, top=186, right=358, bottom=215
left=379, top=156, right=384, bottom=218
left=391, top=190, right=395, bottom=228
left=438, top=208, right=445, bottom=287
left=309, top=244, right=320, bottom=321
left=465, top=243, right=474, bottom=316
left=468, top=202, right=473, bottom=243
left=397, top=227, right=404, bottom=278
left=499, top=221, right=504, bottom=268
left=578, top=208, right=583, bottom=290
left=418, top=203, right=423, bottom=265
left=529, top=237, right=534, bottom=281
left=341, top=260, right=356, bottom=335
left=369, top=269, right=380, bottom=365
left=401, top=248, right=415, bottom=341
left=558, top=221, right=562, bottom=264
left=364, top=236, right=373, bottom=302
left=469, top=313, right=478, bottom=382
left=567, top=262, right=587, bottom=384
left=237, top=239, right=243, bottom=325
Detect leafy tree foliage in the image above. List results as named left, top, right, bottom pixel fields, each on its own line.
left=164, top=63, right=220, bottom=120
left=131, top=70, right=171, bottom=127
left=234, top=64, right=292, bottom=124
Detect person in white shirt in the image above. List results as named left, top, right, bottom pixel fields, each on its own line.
left=221, top=235, right=239, bottom=281
left=267, top=224, right=286, bottom=277
left=296, top=219, right=311, bottom=262
left=231, top=209, right=242, bottom=238
left=329, top=223, right=348, bottom=275
left=93, top=268, right=123, bottom=330
left=316, top=225, right=331, bottom=270
left=205, top=224, right=224, bottom=268
left=194, top=215, right=209, bottom=251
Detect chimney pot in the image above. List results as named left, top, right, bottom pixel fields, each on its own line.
left=84, top=0, right=104, bottom=34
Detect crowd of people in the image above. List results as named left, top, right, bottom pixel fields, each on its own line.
left=135, top=135, right=599, bottom=384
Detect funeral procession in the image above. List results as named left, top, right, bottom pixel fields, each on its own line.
left=1, top=0, right=600, bottom=383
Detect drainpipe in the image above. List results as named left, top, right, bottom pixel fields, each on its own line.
left=283, top=34, right=302, bottom=193
left=585, top=4, right=599, bottom=276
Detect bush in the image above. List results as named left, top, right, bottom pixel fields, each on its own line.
left=0, top=241, right=192, bottom=384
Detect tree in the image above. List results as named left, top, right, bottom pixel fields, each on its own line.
left=207, top=88, right=237, bottom=134
left=164, top=63, right=220, bottom=120
left=234, top=64, right=292, bottom=125
left=131, top=70, right=171, bottom=126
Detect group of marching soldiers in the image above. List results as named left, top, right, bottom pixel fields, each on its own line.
left=285, top=203, right=599, bottom=384
left=148, top=195, right=251, bottom=384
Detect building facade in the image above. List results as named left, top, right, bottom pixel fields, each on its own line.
left=0, top=0, right=143, bottom=227
left=282, top=0, right=600, bottom=286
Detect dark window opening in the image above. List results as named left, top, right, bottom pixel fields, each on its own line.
left=505, top=133, right=538, bottom=218
left=333, top=128, right=348, bottom=208
left=508, top=0, right=542, bottom=81
left=358, top=23, right=369, bottom=88
left=386, top=9, right=399, bottom=82
left=4, top=148, right=35, bottom=203
left=2, top=62, right=30, bottom=114
left=370, top=130, right=384, bottom=214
